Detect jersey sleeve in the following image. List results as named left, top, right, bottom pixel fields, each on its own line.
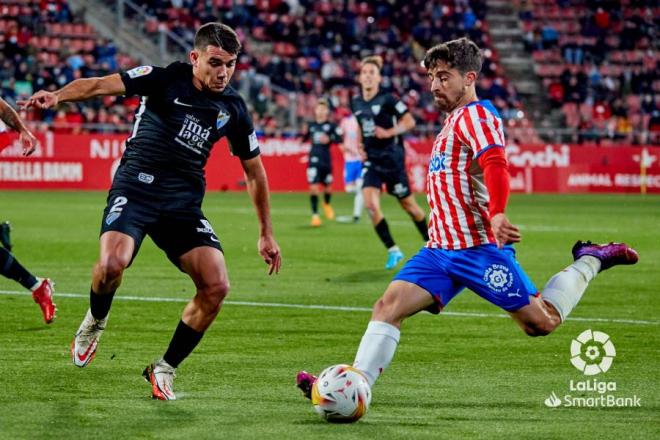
left=226, top=98, right=260, bottom=160
left=456, top=105, right=506, bottom=157
left=120, top=65, right=172, bottom=97
left=388, top=94, right=409, bottom=117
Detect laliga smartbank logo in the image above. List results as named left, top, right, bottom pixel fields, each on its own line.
left=570, top=329, right=616, bottom=375
left=544, top=329, right=641, bottom=408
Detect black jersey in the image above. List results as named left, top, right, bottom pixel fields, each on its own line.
left=350, top=91, right=409, bottom=168
left=304, top=121, right=342, bottom=165
left=116, top=62, right=259, bottom=190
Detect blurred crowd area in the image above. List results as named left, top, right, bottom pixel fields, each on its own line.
left=1, top=0, right=657, bottom=145
left=519, top=0, right=659, bottom=144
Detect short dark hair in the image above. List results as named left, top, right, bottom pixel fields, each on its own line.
left=194, top=22, right=241, bottom=54
left=422, top=37, right=482, bottom=75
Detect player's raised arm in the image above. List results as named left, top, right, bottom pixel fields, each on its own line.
left=18, top=74, right=126, bottom=110
left=0, top=97, right=38, bottom=156
left=240, top=156, right=282, bottom=275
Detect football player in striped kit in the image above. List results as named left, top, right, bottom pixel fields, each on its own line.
left=297, top=37, right=638, bottom=405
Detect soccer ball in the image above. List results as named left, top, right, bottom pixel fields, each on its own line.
left=311, top=364, right=372, bottom=423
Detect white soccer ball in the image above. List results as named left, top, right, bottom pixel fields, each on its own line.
left=311, top=364, right=372, bottom=423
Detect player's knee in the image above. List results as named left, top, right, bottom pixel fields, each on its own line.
left=99, top=254, right=129, bottom=281
left=371, top=296, right=402, bottom=325
left=199, top=279, right=230, bottom=307
left=523, top=320, right=556, bottom=337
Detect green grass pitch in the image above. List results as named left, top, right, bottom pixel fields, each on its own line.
left=0, top=191, right=658, bottom=439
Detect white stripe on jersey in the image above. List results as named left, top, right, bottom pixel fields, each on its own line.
left=426, top=102, right=502, bottom=250
left=468, top=105, right=491, bottom=151
left=127, top=96, right=148, bottom=142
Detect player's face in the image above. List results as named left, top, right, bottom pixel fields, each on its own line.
left=359, top=64, right=381, bottom=91
left=191, top=45, right=237, bottom=93
left=427, top=62, right=469, bottom=113
left=315, top=104, right=329, bottom=122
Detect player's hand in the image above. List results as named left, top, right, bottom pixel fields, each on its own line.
left=258, top=235, right=282, bottom=275
left=491, top=213, right=521, bottom=249
left=19, top=129, right=37, bottom=156
left=318, top=133, right=330, bottom=144
left=17, top=90, right=59, bottom=110
left=374, top=126, right=393, bottom=139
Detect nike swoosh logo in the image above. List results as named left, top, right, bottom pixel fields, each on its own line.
left=76, top=338, right=97, bottom=362
left=174, top=98, right=193, bottom=107
left=354, top=111, right=363, bottom=116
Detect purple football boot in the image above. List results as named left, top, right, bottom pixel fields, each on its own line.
left=572, top=241, right=639, bottom=272
left=296, top=370, right=317, bottom=400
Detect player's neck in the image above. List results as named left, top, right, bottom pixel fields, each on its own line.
left=362, top=87, right=379, bottom=102
left=315, top=118, right=327, bottom=124
left=450, top=89, right=478, bottom=113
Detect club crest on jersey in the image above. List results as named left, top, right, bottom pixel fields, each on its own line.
left=371, top=104, right=381, bottom=115
left=216, top=110, right=231, bottom=130
left=484, top=264, right=514, bottom=293
left=126, top=66, right=153, bottom=78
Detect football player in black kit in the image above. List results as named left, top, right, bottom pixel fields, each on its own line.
left=20, top=23, right=282, bottom=400
left=351, top=56, right=428, bottom=270
left=303, top=99, right=341, bottom=226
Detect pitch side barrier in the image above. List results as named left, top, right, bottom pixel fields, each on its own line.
left=0, top=133, right=658, bottom=193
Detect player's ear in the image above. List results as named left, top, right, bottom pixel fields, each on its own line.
left=190, top=50, right=199, bottom=67
left=464, top=71, right=477, bottom=89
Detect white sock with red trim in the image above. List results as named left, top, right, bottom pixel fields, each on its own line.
left=353, top=321, right=400, bottom=387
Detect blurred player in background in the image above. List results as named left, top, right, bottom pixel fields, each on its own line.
left=338, top=109, right=363, bottom=223
left=352, top=56, right=428, bottom=270
left=20, top=23, right=281, bottom=400
left=0, top=97, right=56, bottom=324
left=303, top=99, right=341, bottom=227
left=297, top=37, right=638, bottom=406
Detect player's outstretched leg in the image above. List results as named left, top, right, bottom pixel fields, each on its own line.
left=144, top=246, right=229, bottom=400
left=72, top=231, right=133, bottom=367
left=297, top=280, right=434, bottom=399
left=0, top=246, right=56, bottom=323
left=511, top=240, right=638, bottom=336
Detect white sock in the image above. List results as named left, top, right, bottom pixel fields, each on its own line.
left=388, top=245, right=400, bottom=253
left=353, top=181, right=364, bottom=218
left=30, top=278, right=42, bottom=291
left=541, top=256, right=601, bottom=322
left=353, top=321, right=400, bottom=387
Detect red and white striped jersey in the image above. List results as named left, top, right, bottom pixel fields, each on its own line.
left=339, top=115, right=361, bottom=162
left=426, top=100, right=505, bottom=250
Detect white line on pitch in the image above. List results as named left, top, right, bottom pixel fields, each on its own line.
left=0, top=290, right=656, bottom=326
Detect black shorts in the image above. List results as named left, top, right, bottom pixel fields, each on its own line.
left=362, top=160, right=411, bottom=199
left=307, top=157, right=333, bottom=185
left=100, top=186, right=222, bottom=270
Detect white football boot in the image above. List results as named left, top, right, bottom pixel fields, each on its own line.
left=71, top=309, right=107, bottom=367
left=143, top=359, right=177, bottom=401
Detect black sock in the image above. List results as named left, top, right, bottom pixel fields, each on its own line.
left=90, top=287, right=115, bottom=320
left=310, top=194, right=319, bottom=214
left=163, top=320, right=204, bottom=368
left=374, top=218, right=396, bottom=249
left=0, top=247, right=37, bottom=290
left=414, top=218, right=430, bottom=241
left=324, top=192, right=331, bottom=204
